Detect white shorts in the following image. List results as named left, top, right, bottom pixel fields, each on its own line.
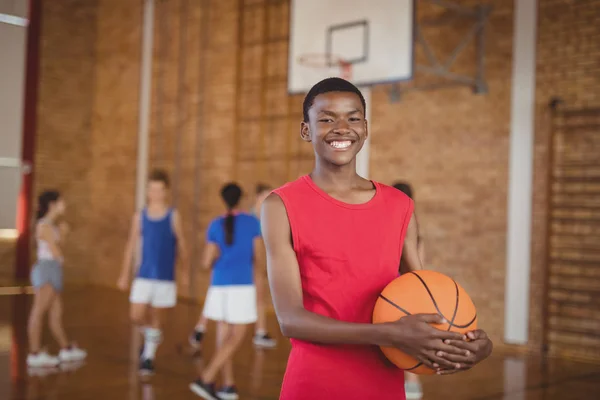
left=129, top=278, right=177, bottom=308
left=203, top=285, right=257, bottom=324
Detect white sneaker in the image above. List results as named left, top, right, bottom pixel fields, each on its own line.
left=27, top=351, right=60, bottom=367
left=253, top=333, right=277, bottom=348
left=59, top=346, right=87, bottom=362
left=405, top=381, right=423, bottom=399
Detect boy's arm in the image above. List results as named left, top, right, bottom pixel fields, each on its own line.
left=402, top=214, right=493, bottom=372
left=401, top=213, right=424, bottom=272
left=201, top=242, right=219, bottom=270
left=172, top=210, right=190, bottom=286
left=261, top=193, right=467, bottom=371
left=117, top=212, right=140, bottom=290
left=39, top=223, right=63, bottom=262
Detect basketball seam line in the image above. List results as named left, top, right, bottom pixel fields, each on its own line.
left=378, top=294, right=412, bottom=316
left=408, top=271, right=477, bottom=329
left=448, top=280, right=460, bottom=331
left=377, top=294, right=421, bottom=371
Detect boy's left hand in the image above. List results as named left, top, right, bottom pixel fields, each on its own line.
left=434, top=329, right=493, bottom=375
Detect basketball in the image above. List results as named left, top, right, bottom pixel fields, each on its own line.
left=372, top=270, right=478, bottom=375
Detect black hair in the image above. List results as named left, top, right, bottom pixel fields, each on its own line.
left=302, top=77, right=366, bottom=122
left=392, top=182, right=413, bottom=199
left=221, top=182, right=243, bottom=245
left=149, top=169, right=170, bottom=187
left=37, top=190, right=61, bottom=220
left=255, top=183, right=271, bottom=195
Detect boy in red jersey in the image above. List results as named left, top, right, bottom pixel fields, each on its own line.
left=260, top=78, right=492, bottom=400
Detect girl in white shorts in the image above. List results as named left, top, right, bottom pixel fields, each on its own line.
left=190, top=183, right=262, bottom=400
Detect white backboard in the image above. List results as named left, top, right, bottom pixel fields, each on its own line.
left=288, top=0, right=415, bottom=93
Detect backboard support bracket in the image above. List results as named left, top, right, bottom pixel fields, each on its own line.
left=388, top=0, right=493, bottom=103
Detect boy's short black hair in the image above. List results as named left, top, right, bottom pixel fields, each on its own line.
left=255, top=183, right=271, bottom=195
left=302, top=77, right=366, bottom=122
left=149, top=169, right=170, bottom=187
left=392, top=182, right=413, bottom=199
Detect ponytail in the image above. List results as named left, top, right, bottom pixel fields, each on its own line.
left=220, top=182, right=242, bottom=245
left=224, top=210, right=235, bottom=245
left=37, top=190, right=60, bottom=220
left=36, top=204, right=49, bottom=220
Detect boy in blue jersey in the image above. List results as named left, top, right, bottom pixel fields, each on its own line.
left=117, top=169, right=189, bottom=376
left=190, top=183, right=262, bottom=400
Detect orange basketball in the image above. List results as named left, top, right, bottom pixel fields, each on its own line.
left=372, top=270, right=477, bottom=375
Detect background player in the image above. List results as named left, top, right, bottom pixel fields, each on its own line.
left=117, top=169, right=189, bottom=376
left=27, top=190, right=87, bottom=367
left=190, top=183, right=262, bottom=400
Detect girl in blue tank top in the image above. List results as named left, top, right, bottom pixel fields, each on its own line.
left=189, top=183, right=262, bottom=400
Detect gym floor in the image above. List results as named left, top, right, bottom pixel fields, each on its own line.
left=1, top=287, right=599, bottom=400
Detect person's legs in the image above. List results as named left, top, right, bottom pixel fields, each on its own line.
left=50, top=294, right=88, bottom=362
left=252, top=274, right=276, bottom=348
left=404, top=371, right=423, bottom=399
left=48, top=294, right=69, bottom=348
left=27, top=284, right=61, bottom=367
left=191, top=286, right=254, bottom=399
left=141, top=307, right=167, bottom=361
left=216, top=321, right=234, bottom=386
left=203, top=323, right=247, bottom=381
left=28, top=284, right=55, bottom=353
left=138, top=279, right=176, bottom=375
left=189, top=309, right=209, bottom=349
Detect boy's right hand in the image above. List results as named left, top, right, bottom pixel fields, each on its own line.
left=117, top=274, right=129, bottom=291
left=381, top=313, right=469, bottom=372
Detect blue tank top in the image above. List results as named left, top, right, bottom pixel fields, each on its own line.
left=137, top=208, right=177, bottom=281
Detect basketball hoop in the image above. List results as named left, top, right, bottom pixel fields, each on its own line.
left=297, top=53, right=353, bottom=81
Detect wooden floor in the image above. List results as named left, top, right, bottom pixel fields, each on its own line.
left=1, top=287, right=599, bottom=400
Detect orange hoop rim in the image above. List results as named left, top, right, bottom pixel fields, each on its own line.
left=297, top=53, right=353, bottom=80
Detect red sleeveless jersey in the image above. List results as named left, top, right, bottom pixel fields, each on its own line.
left=273, top=175, right=414, bottom=400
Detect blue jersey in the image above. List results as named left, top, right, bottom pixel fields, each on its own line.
left=137, top=208, right=177, bottom=281
left=207, top=213, right=261, bottom=286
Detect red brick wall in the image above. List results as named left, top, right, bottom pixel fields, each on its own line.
left=32, top=0, right=600, bottom=351
left=368, top=0, right=514, bottom=345
left=35, top=0, right=140, bottom=286
left=529, top=0, right=600, bottom=352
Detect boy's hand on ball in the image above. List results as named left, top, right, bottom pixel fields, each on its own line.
left=388, top=313, right=469, bottom=371
left=435, top=329, right=493, bottom=375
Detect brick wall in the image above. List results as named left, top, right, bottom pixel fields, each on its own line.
left=35, top=0, right=140, bottom=286
left=35, top=0, right=98, bottom=284
left=32, top=0, right=600, bottom=350
left=529, top=0, right=600, bottom=353
left=369, top=0, right=514, bottom=345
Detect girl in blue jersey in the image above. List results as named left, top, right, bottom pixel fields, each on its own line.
left=117, top=169, right=189, bottom=376
left=190, top=183, right=262, bottom=400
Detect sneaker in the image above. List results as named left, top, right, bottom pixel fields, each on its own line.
left=27, top=366, right=59, bottom=377
left=59, top=360, right=86, bottom=373
left=189, top=379, right=218, bottom=400
left=58, top=345, right=87, bottom=362
left=253, top=333, right=276, bottom=348
left=139, top=358, right=155, bottom=376
left=27, top=351, right=60, bottom=368
left=189, top=330, right=204, bottom=349
left=405, top=381, right=423, bottom=399
left=216, top=385, right=239, bottom=400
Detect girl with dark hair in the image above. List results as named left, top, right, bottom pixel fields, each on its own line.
left=27, top=191, right=87, bottom=368
left=190, top=183, right=262, bottom=400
